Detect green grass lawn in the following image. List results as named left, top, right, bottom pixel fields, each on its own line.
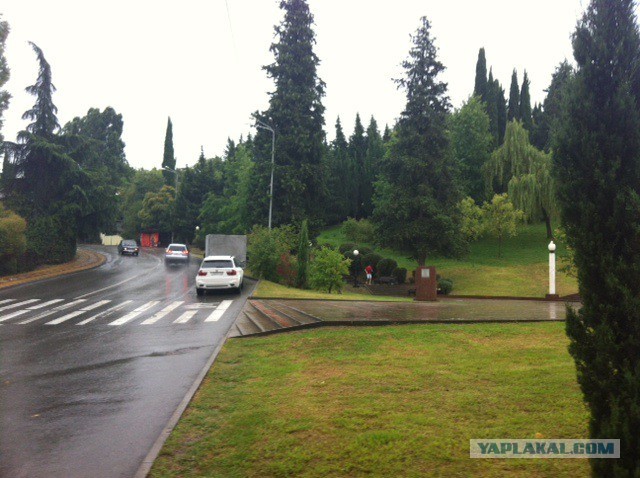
left=150, top=323, right=589, bottom=478
left=318, top=222, right=578, bottom=297
left=253, top=279, right=412, bottom=302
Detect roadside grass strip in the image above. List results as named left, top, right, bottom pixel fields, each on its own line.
left=150, top=323, right=589, bottom=478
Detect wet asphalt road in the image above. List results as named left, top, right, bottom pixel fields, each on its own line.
left=0, top=246, right=255, bottom=478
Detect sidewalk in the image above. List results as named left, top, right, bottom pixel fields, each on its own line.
left=0, top=247, right=106, bottom=290
left=231, top=297, right=577, bottom=337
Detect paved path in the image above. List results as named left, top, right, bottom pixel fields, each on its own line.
left=232, top=297, right=578, bottom=337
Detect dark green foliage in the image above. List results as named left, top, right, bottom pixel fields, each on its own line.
left=296, top=219, right=309, bottom=288
left=437, top=277, right=453, bottom=295
left=529, top=103, right=547, bottom=151
left=554, top=1, right=640, bottom=475
left=534, top=61, right=575, bottom=152
left=26, top=214, right=76, bottom=264
left=449, top=96, right=493, bottom=202
left=392, top=267, right=407, bottom=284
left=251, top=0, right=326, bottom=227
left=341, top=217, right=375, bottom=243
left=349, top=113, right=367, bottom=218
left=121, top=169, right=164, bottom=238
left=338, top=242, right=357, bottom=255
left=376, top=258, right=398, bottom=277
left=323, top=117, right=351, bottom=223
left=363, top=116, right=384, bottom=217
left=473, top=48, right=488, bottom=101
left=343, top=249, right=363, bottom=277
left=361, top=253, right=383, bottom=271
left=382, top=124, right=392, bottom=143
left=374, top=17, right=465, bottom=266
left=519, top=71, right=532, bottom=130
left=0, top=204, right=26, bottom=275
left=247, top=225, right=290, bottom=282
left=0, top=15, right=10, bottom=145
left=356, top=246, right=373, bottom=257
left=162, top=117, right=175, bottom=186
left=507, top=69, right=520, bottom=121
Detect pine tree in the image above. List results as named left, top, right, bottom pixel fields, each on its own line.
left=507, top=69, right=520, bottom=121
left=473, top=48, right=488, bottom=101
left=363, top=116, right=384, bottom=217
left=374, top=17, right=464, bottom=266
left=519, top=71, right=532, bottom=130
left=485, top=69, right=500, bottom=146
left=0, top=15, right=10, bottom=146
left=554, top=1, right=640, bottom=475
left=162, top=117, right=175, bottom=186
left=349, top=113, right=366, bottom=218
left=382, top=124, right=392, bottom=143
left=252, top=0, right=325, bottom=227
left=539, top=61, right=574, bottom=151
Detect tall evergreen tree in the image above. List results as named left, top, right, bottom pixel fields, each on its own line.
left=554, top=1, right=640, bottom=475
left=0, top=15, right=10, bottom=146
left=519, top=71, right=533, bottom=130
left=382, top=124, right=392, bottom=143
left=252, top=0, right=325, bottom=227
left=473, top=48, right=488, bottom=101
left=507, top=69, right=520, bottom=121
left=494, top=78, right=507, bottom=144
left=374, top=17, right=464, bottom=266
left=161, top=117, right=175, bottom=186
left=363, top=116, right=384, bottom=217
left=535, top=61, right=574, bottom=151
left=322, top=117, right=350, bottom=223
left=485, top=69, right=500, bottom=145
left=349, top=113, right=366, bottom=218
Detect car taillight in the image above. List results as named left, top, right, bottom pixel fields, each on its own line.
left=165, top=248, right=170, bottom=253
left=182, top=250, right=189, bottom=255
left=226, top=270, right=237, bottom=276
left=198, top=270, right=207, bottom=276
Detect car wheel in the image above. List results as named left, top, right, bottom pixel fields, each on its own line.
left=196, top=288, right=204, bottom=296
left=135, top=252, right=139, bottom=256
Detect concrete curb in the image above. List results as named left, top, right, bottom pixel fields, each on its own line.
left=0, top=247, right=107, bottom=290
left=134, top=337, right=229, bottom=478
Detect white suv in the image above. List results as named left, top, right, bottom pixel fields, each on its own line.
left=196, top=255, right=244, bottom=295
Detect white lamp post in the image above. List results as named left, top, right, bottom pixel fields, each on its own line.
left=353, top=249, right=360, bottom=287
left=547, top=240, right=558, bottom=299
left=253, top=119, right=276, bottom=230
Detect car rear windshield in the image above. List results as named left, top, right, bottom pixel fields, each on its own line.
left=168, top=245, right=187, bottom=251
left=201, top=260, right=234, bottom=269
left=123, top=241, right=137, bottom=246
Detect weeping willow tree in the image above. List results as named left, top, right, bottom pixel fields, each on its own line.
left=482, top=120, right=556, bottom=238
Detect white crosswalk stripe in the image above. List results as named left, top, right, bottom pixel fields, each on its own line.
left=46, top=300, right=112, bottom=325
left=205, top=300, right=233, bottom=322
left=0, top=299, right=64, bottom=323
left=0, top=298, right=233, bottom=326
left=173, top=310, right=197, bottom=324
left=141, top=301, right=184, bottom=325
left=18, top=300, right=87, bottom=324
left=77, top=300, right=133, bottom=325
left=108, top=301, right=160, bottom=326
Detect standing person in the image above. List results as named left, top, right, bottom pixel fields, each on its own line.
left=365, top=264, right=374, bottom=285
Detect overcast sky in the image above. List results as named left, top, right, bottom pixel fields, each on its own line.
left=1, top=0, right=602, bottom=170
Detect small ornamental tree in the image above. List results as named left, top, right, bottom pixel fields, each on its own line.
left=247, top=225, right=288, bottom=282
left=309, top=246, right=350, bottom=293
left=481, top=193, right=524, bottom=257
left=458, top=197, right=484, bottom=242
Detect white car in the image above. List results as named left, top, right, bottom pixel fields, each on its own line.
left=196, top=255, right=244, bottom=295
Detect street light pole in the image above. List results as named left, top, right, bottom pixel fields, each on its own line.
left=546, top=240, right=558, bottom=299
left=254, top=119, right=275, bottom=230
left=353, top=249, right=360, bottom=287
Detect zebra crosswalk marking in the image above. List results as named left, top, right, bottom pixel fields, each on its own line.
left=205, top=300, right=233, bottom=322
left=77, top=300, right=133, bottom=325
left=0, top=299, right=64, bottom=323
left=0, top=299, right=40, bottom=313
left=18, top=299, right=87, bottom=324
left=45, top=300, right=112, bottom=325
left=173, top=310, right=197, bottom=324
left=108, top=301, right=160, bottom=326
left=141, top=301, right=184, bottom=325
left=0, top=299, right=16, bottom=306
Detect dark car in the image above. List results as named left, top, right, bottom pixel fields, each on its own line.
left=118, top=239, right=139, bottom=256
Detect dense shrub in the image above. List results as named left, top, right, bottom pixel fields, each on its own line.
left=276, top=253, right=298, bottom=287
left=309, top=246, right=351, bottom=293
left=362, top=253, right=383, bottom=271
left=357, top=246, right=373, bottom=256
left=437, top=278, right=454, bottom=295
left=0, top=205, right=27, bottom=275
left=26, top=214, right=77, bottom=265
left=343, top=250, right=363, bottom=276
left=376, top=258, right=398, bottom=277
left=342, top=218, right=375, bottom=243
left=338, top=242, right=358, bottom=255
left=392, top=267, right=408, bottom=284
left=247, top=225, right=288, bottom=281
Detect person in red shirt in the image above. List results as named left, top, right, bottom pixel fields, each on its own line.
left=365, top=264, right=374, bottom=285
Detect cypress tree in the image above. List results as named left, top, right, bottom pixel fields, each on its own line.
left=473, top=48, right=488, bottom=101
left=495, top=78, right=507, bottom=144
left=519, top=71, right=532, bottom=130
left=161, top=117, right=176, bottom=186
left=485, top=69, right=500, bottom=146
left=554, top=0, right=640, bottom=475
left=252, top=0, right=325, bottom=227
left=507, top=69, right=520, bottom=121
